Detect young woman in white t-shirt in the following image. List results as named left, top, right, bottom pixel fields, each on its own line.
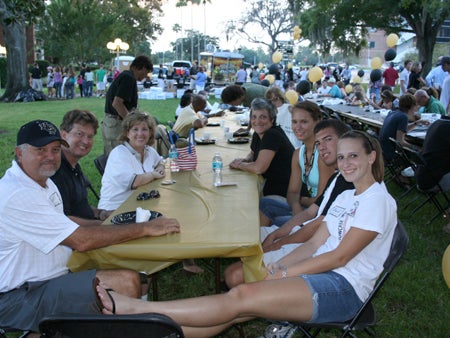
left=95, top=131, right=397, bottom=338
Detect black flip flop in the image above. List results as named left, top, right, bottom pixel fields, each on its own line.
left=92, top=277, right=116, bottom=314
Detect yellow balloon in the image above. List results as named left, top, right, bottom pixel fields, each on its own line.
left=443, top=244, right=450, bottom=289
left=345, top=84, right=353, bottom=94
left=293, top=26, right=302, bottom=40
left=287, top=62, right=293, bottom=70
left=285, top=90, right=298, bottom=105
left=352, top=75, right=361, bottom=84
left=386, top=33, right=399, bottom=48
left=272, top=51, right=283, bottom=64
left=308, top=66, right=323, bottom=83
left=371, top=57, right=383, bottom=69
left=258, top=62, right=264, bottom=70
left=265, top=74, right=275, bottom=84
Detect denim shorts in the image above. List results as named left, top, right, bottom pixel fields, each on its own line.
left=0, top=270, right=98, bottom=332
left=301, top=271, right=363, bottom=323
left=259, top=197, right=292, bottom=226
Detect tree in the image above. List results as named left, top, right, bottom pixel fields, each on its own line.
left=225, top=0, right=294, bottom=54
left=288, top=0, right=450, bottom=75
left=170, top=30, right=219, bottom=61
left=0, top=0, right=45, bottom=102
left=38, top=0, right=163, bottom=65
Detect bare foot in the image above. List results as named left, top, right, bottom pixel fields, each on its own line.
left=182, top=259, right=204, bottom=274
left=96, top=283, right=148, bottom=315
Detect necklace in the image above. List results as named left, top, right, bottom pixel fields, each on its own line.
left=303, top=144, right=316, bottom=189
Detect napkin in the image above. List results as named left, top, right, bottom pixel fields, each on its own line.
left=136, top=207, right=151, bottom=222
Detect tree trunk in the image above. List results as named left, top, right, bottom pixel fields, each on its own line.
left=0, top=20, right=30, bottom=102
left=415, top=26, right=437, bottom=77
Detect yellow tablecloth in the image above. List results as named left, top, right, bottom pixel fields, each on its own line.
left=68, top=116, right=266, bottom=282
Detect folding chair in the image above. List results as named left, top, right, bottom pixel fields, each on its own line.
left=94, top=154, right=108, bottom=176
left=386, top=137, right=415, bottom=198
left=39, top=313, right=184, bottom=338
left=293, top=221, right=409, bottom=338
left=401, top=146, right=450, bottom=224
left=154, top=124, right=171, bottom=158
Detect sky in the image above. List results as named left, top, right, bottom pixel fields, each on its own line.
left=152, top=0, right=262, bottom=53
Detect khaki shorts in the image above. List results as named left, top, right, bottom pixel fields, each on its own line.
left=101, top=115, right=122, bottom=155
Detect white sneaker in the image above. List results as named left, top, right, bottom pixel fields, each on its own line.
left=401, top=166, right=414, bottom=177
left=258, top=323, right=297, bottom=338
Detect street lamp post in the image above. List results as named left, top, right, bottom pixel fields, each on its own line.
left=106, top=38, right=129, bottom=68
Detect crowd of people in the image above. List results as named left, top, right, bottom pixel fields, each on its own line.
left=2, top=53, right=449, bottom=338
left=31, top=63, right=118, bottom=100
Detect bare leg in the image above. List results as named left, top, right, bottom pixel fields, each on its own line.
left=259, top=210, right=272, bottom=227
left=223, top=261, right=245, bottom=288
left=96, top=269, right=141, bottom=298
left=97, top=277, right=313, bottom=337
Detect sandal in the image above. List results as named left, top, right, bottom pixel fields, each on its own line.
left=92, top=277, right=116, bottom=314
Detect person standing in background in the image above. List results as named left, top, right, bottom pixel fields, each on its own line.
left=235, top=65, right=247, bottom=85
left=382, top=62, right=399, bottom=90
left=96, top=64, right=107, bottom=97
left=102, top=55, right=153, bottom=155
left=30, top=63, right=43, bottom=91
left=399, top=60, right=412, bottom=95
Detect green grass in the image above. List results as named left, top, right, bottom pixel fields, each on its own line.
left=1, top=96, right=449, bottom=337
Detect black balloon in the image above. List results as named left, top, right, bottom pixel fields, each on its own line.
left=370, top=69, right=382, bottom=82
left=296, top=80, right=311, bottom=95
left=268, top=63, right=280, bottom=74
left=384, top=48, right=397, bottom=62
left=357, top=69, right=365, bottom=78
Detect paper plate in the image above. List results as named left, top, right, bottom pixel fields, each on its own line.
left=227, top=137, right=250, bottom=144
left=111, top=211, right=162, bottom=224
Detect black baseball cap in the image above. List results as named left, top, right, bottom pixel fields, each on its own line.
left=17, top=120, right=69, bottom=147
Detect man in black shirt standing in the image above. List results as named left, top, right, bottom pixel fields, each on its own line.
left=102, top=55, right=153, bottom=155
left=30, top=63, right=42, bottom=91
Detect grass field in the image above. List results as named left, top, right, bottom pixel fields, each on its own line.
left=1, top=96, right=449, bottom=337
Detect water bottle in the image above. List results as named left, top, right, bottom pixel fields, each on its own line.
left=169, top=144, right=179, bottom=172
left=212, top=152, right=223, bottom=186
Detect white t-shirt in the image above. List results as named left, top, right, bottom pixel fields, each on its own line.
left=317, top=86, right=331, bottom=95
left=0, top=161, right=79, bottom=292
left=99, top=142, right=163, bottom=210
left=440, top=75, right=450, bottom=111
left=399, top=68, right=410, bottom=95
left=276, top=103, right=302, bottom=149
left=260, top=172, right=342, bottom=265
left=315, top=182, right=397, bottom=302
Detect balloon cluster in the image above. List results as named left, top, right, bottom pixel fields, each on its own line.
left=293, top=25, right=302, bottom=41
left=368, top=33, right=399, bottom=83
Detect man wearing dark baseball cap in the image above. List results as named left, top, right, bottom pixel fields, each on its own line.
left=0, top=120, right=180, bottom=333
left=17, top=119, right=69, bottom=148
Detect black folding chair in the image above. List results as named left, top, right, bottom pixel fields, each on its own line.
left=401, top=146, right=450, bottom=224
left=39, top=313, right=184, bottom=338
left=293, top=221, right=409, bottom=338
left=94, top=154, right=108, bottom=176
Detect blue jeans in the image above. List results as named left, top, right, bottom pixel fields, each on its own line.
left=301, top=271, right=363, bottom=323
left=65, top=83, right=74, bottom=99
left=259, top=197, right=292, bottom=226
